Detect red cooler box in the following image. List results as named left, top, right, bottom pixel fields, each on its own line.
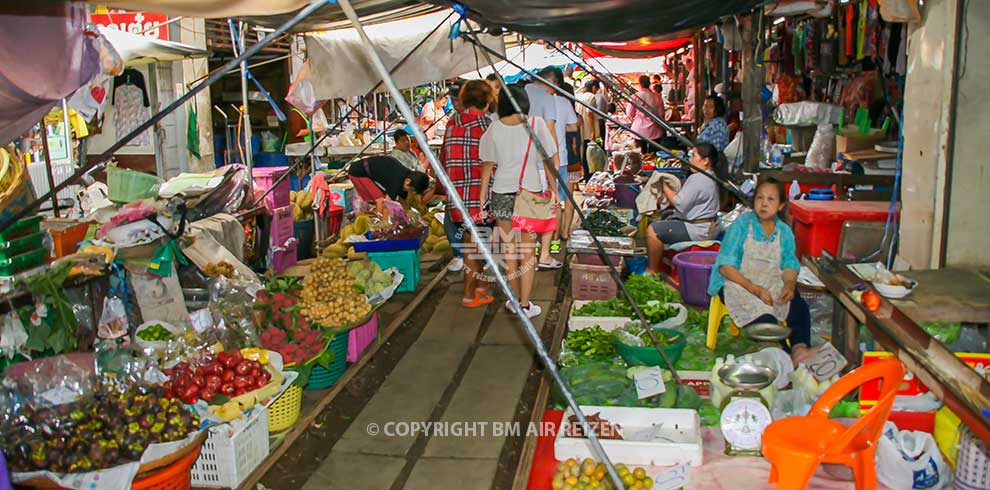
left=788, top=200, right=898, bottom=259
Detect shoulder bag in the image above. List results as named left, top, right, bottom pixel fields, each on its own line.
left=512, top=118, right=558, bottom=234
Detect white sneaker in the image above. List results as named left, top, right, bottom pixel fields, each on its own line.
left=505, top=300, right=516, bottom=313
left=522, top=303, right=543, bottom=318
left=447, top=257, right=464, bottom=272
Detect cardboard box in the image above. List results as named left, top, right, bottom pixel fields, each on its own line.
left=836, top=130, right=886, bottom=156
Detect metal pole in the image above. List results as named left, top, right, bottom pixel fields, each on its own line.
left=237, top=21, right=254, bottom=180
left=0, top=0, right=331, bottom=232
left=60, top=99, right=73, bottom=170
left=38, top=123, right=60, bottom=218
left=336, top=2, right=624, bottom=487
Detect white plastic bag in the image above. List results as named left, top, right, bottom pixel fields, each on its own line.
left=877, top=422, right=951, bottom=490
left=805, top=124, right=836, bottom=169
left=286, top=60, right=326, bottom=115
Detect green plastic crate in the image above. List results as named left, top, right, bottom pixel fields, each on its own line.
left=304, top=334, right=349, bottom=390
left=107, top=167, right=163, bottom=203
left=367, top=250, right=420, bottom=293
left=0, top=248, right=46, bottom=276
left=0, top=215, right=42, bottom=242
left=0, top=232, right=44, bottom=261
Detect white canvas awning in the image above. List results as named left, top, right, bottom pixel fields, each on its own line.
left=98, top=26, right=207, bottom=66
left=305, top=10, right=504, bottom=99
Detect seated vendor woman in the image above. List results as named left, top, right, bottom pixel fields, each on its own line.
left=707, top=179, right=819, bottom=366
left=346, top=156, right=432, bottom=214
left=645, top=143, right=720, bottom=275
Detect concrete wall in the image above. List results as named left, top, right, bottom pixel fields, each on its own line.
left=945, top=0, right=990, bottom=266
left=899, top=0, right=960, bottom=269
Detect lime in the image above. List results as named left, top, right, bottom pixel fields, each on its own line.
left=633, top=468, right=646, bottom=480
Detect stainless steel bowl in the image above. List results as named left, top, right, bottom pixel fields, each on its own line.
left=744, top=323, right=792, bottom=342
left=717, top=362, right=777, bottom=391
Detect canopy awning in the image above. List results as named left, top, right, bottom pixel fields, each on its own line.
left=430, top=0, right=767, bottom=41
left=99, top=26, right=207, bottom=66
left=583, top=37, right=694, bottom=59
left=306, top=10, right=504, bottom=99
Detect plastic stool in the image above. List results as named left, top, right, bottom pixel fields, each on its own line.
left=706, top=295, right=740, bottom=350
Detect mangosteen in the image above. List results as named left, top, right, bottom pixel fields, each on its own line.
left=138, top=414, right=154, bottom=429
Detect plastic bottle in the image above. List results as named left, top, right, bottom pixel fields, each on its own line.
left=789, top=180, right=801, bottom=201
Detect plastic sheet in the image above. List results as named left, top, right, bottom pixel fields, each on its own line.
left=805, top=125, right=836, bottom=169
left=773, top=101, right=843, bottom=127
left=187, top=165, right=250, bottom=221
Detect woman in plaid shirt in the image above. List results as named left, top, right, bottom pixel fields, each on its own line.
left=440, top=80, right=496, bottom=308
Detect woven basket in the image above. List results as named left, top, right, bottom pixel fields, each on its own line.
left=304, top=333, right=348, bottom=390
left=131, top=445, right=202, bottom=490
left=267, top=384, right=303, bottom=433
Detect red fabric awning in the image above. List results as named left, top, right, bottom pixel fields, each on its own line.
left=582, top=37, right=692, bottom=58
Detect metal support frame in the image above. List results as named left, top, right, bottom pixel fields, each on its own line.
left=38, top=121, right=60, bottom=218
left=336, top=2, right=627, bottom=487
left=807, top=254, right=990, bottom=444
left=0, top=0, right=331, bottom=232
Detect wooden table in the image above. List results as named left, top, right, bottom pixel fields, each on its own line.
left=807, top=256, right=990, bottom=445
left=889, top=268, right=990, bottom=324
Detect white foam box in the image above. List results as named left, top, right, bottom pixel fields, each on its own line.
left=568, top=301, right=633, bottom=331
left=554, top=406, right=703, bottom=467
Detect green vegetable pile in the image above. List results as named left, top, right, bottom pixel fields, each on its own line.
left=564, top=326, right=619, bottom=359
left=921, top=321, right=962, bottom=345
left=136, top=324, right=173, bottom=342
left=582, top=211, right=625, bottom=236
left=625, top=274, right=681, bottom=305
left=640, top=302, right=679, bottom=324
left=573, top=298, right=632, bottom=317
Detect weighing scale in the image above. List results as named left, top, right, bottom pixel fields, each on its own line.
left=717, top=362, right=777, bottom=456
left=743, top=323, right=792, bottom=351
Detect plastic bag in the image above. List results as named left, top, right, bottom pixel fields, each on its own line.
left=586, top=141, right=607, bottom=174
left=15, top=355, right=96, bottom=407
left=805, top=124, right=836, bottom=169
left=97, top=296, right=128, bottom=340
left=285, top=60, right=326, bottom=115
left=877, top=422, right=951, bottom=490
left=880, top=0, right=921, bottom=23
left=771, top=389, right=812, bottom=420
left=715, top=205, right=749, bottom=237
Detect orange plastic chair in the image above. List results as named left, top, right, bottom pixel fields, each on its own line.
left=762, top=358, right=905, bottom=490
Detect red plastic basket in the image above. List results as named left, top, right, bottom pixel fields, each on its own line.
left=569, top=254, right=623, bottom=300
left=131, top=445, right=202, bottom=490
left=327, top=205, right=344, bottom=237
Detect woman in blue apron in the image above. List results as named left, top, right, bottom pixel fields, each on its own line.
left=707, top=179, right=818, bottom=366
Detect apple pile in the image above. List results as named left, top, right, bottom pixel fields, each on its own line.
left=164, top=350, right=271, bottom=404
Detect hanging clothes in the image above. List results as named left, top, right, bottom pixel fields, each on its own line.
left=856, top=0, right=868, bottom=61
left=844, top=4, right=855, bottom=59
left=112, top=68, right=151, bottom=147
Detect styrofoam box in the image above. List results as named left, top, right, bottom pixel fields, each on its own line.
left=568, top=301, right=632, bottom=331
left=554, top=406, right=703, bottom=467
left=190, top=406, right=270, bottom=488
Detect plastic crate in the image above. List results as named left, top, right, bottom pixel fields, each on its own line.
left=107, top=167, right=163, bottom=203
left=368, top=250, right=421, bottom=293
left=352, top=228, right=426, bottom=253
left=305, top=333, right=348, bottom=390
left=270, top=239, right=298, bottom=273
left=672, top=251, right=718, bottom=306
left=270, top=204, right=295, bottom=247
left=48, top=222, right=91, bottom=260
left=252, top=166, right=290, bottom=210
left=347, top=312, right=378, bottom=363
left=0, top=248, right=46, bottom=276
left=190, top=408, right=270, bottom=488
left=0, top=232, right=43, bottom=261
left=326, top=205, right=344, bottom=237
left=0, top=216, right=42, bottom=243
left=570, top=254, right=623, bottom=300
left=788, top=200, right=897, bottom=258
left=268, top=385, right=302, bottom=433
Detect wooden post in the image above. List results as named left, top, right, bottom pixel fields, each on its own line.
left=741, top=13, right=764, bottom=172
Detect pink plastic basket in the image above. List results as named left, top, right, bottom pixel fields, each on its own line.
left=570, top=254, right=623, bottom=300
left=271, top=240, right=298, bottom=273
left=270, top=205, right=294, bottom=247
left=253, top=167, right=290, bottom=210
left=347, top=312, right=378, bottom=362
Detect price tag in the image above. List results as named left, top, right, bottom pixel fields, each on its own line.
left=652, top=464, right=690, bottom=490
left=634, top=366, right=666, bottom=399
left=804, top=342, right=847, bottom=381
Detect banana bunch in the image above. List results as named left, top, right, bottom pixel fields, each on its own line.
left=290, top=190, right=314, bottom=221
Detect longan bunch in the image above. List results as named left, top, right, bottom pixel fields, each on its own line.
left=299, top=256, right=371, bottom=327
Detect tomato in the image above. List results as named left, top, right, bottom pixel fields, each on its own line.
left=259, top=370, right=272, bottom=382
left=255, top=377, right=268, bottom=388
left=193, top=375, right=206, bottom=388
left=863, top=290, right=882, bottom=312
left=248, top=367, right=260, bottom=379
left=221, top=370, right=235, bottom=383
left=222, top=356, right=239, bottom=369
left=233, top=376, right=251, bottom=388
left=206, top=375, right=222, bottom=390
left=200, top=388, right=217, bottom=402
left=220, top=384, right=236, bottom=396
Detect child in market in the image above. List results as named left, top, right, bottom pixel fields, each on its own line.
left=707, top=179, right=820, bottom=366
